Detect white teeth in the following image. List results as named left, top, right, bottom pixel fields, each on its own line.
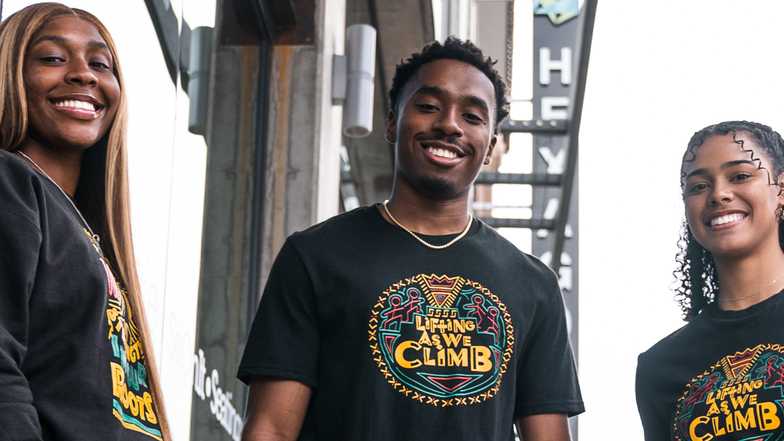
left=711, top=213, right=745, bottom=227
left=54, top=99, right=96, bottom=112
left=427, top=146, right=457, bottom=159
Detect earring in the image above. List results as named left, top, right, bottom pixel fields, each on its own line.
left=777, top=205, right=784, bottom=222
left=483, top=157, right=491, bottom=165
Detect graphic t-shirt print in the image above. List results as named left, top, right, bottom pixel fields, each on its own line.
left=673, top=344, right=784, bottom=441
left=102, top=259, right=162, bottom=440
left=368, top=274, right=515, bottom=407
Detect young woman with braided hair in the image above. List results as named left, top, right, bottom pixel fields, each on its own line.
left=636, top=121, right=784, bottom=441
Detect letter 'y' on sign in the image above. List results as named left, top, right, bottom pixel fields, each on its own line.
left=538, top=147, right=566, bottom=173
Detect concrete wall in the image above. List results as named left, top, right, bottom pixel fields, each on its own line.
left=191, top=1, right=345, bottom=440
left=260, top=0, right=345, bottom=278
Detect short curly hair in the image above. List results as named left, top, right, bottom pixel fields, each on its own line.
left=389, top=37, right=510, bottom=130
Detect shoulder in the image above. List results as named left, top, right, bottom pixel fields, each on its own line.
left=638, top=318, right=699, bottom=370
left=287, top=205, right=377, bottom=248
left=476, top=220, right=560, bottom=288
left=0, top=150, right=39, bottom=182
left=0, top=151, right=45, bottom=227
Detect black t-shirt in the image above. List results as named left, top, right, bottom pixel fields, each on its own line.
left=636, top=291, right=784, bottom=441
left=0, top=151, right=162, bottom=441
left=238, top=205, right=583, bottom=441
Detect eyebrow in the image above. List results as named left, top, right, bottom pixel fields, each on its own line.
left=32, top=35, right=109, bottom=51
left=685, top=159, right=758, bottom=179
left=414, top=85, right=490, bottom=117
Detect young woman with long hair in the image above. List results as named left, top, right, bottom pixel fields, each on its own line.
left=636, top=120, right=784, bottom=440
left=0, top=3, right=168, bottom=439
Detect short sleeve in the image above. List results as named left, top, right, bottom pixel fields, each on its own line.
left=514, top=269, right=584, bottom=417
left=636, top=353, right=668, bottom=441
left=237, top=238, right=319, bottom=388
left=0, top=160, right=44, bottom=439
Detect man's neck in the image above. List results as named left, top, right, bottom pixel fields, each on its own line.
left=18, top=139, right=83, bottom=198
left=382, top=182, right=471, bottom=236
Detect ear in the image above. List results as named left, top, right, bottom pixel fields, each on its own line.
left=777, top=171, right=784, bottom=203
left=385, top=111, right=397, bottom=144
left=484, top=134, right=498, bottom=165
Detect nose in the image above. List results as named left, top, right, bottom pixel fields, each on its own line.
left=64, top=58, right=98, bottom=87
left=708, top=180, right=733, bottom=207
left=433, top=106, right=464, bottom=138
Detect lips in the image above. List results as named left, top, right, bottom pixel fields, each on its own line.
left=419, top=140, right=469, bottom=167
left=705, top=211, right=748, bottom=230
left=54, top=99, right=97, bottom=112
left=49, top=94, right=105, bottom=120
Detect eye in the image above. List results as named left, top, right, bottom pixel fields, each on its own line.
left=685, top=181, right=709, bottom=195
left=90, top=60, right=111, bottom=71
left=463, top=113, right=484, bottom=125
left=40, top=55, right=65, bottom=64
left=415, top=103, right=438, bottom=112
left=730, top=172, right=753, bottom=183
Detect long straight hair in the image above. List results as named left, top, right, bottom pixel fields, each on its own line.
left=0, top=4, right=169, bottom=437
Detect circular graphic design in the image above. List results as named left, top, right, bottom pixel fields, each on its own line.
left=673, top=344, right=784, bottom=441
left=368, top=274, right=515, bottom=407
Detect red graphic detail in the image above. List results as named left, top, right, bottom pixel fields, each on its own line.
left=466, top=294, right=488, bottom=328
left=766, top=357, right=784, bottom=387
left=426, top=375, right=475, bottom=393
left=725, top=348, right=757, bottom=378
left=101, top=260, right=120, bottom=300
left=381, top=295, right=406, bottom=329
left=485, top=307, right=501, bottom=339
left=384, top=335, right=396, bottom=355
left=683, top=372, right=721, bottom=408
left=403, top=289, right=423, bottom=321
left=421, top=274, right=459, bottom=292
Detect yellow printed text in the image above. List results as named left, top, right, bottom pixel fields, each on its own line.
left=111, top=362, right=158, bottom=425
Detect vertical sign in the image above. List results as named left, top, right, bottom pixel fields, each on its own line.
left=531, top=0, right=580, bottom=436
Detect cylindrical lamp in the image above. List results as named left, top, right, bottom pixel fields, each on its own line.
left=343, top=24, right=376, bottom=138
left=188, top=26, right=213, bottom=135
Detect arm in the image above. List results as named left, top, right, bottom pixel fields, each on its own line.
left=238, top=239, right=319, bottom=440
left=516, top=414, right=571, bottom=441
left=514, top=263, right=584, bottom=420
left=636, top=354, right=667, bottom=441
left=0, top=210, right=44, bottom=439
left=241, top=379, right=312, bottom=441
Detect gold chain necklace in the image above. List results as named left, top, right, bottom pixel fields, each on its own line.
left=16, top=151, right=103, bottom=256
left=382, top=199, right=473, bottom=250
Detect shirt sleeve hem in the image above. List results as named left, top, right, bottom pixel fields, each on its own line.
left=237, top=365, right=317, bottom=389
left=515, top=400, right=585, bottom=418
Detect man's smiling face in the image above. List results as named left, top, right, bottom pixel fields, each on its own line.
left=388, top=58, right=497, bottom=201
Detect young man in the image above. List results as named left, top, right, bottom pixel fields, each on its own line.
left=238, top=37, right=584, bottom=441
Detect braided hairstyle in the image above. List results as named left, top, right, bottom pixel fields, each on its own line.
left=675, top=120, right=784, bottom=320
left=389, top=36, right=509, bottom=130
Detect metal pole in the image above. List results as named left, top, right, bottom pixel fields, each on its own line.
left=551, top=0, right=597, bottom=274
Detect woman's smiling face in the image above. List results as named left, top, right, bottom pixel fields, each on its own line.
left=683, top=132, right=784, bottom=259
left=23, top=15, right=120, bottom=151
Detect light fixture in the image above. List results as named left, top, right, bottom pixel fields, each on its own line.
left=188, top=26, right=213, bottom=135
left=332, top=24, right=377, bottom=138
